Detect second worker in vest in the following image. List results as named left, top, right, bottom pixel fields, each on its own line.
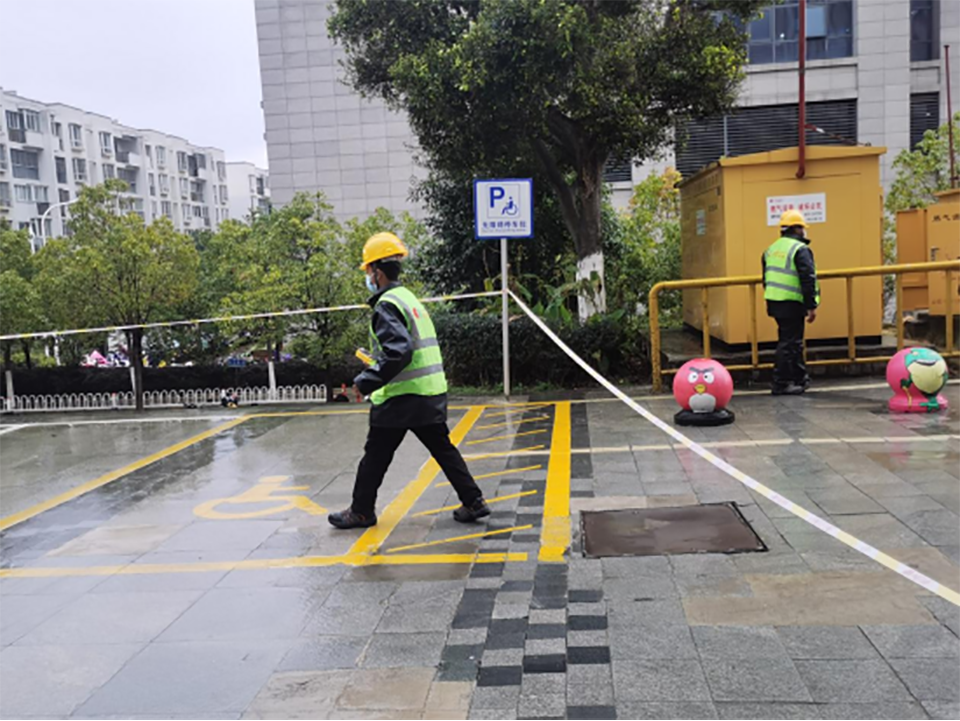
left=762, top=209, right=821, bottom=396
left=328, top=232, right=490, bottom=529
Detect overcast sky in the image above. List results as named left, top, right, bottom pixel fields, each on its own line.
left=0, top=0, right=267, bottom=167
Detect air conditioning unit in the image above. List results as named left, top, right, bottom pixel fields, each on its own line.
left=101, top=147, right=112, bottom=156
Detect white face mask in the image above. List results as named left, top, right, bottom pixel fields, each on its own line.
left=365, top=273, right=378, bottom=293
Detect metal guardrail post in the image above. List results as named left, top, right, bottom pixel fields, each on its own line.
left=649, top=286, right=663, bottom=393
left=896, top=274, right=905, bottom=351
left=947, top=269, right=955, bottom=352
left=749, top=283, right=759, bottom=369
left=701, top=287, right=711, bottom=359
left=846, top=276, right=856, bottom=361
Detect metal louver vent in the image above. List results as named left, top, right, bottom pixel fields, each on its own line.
left=603, top=157, right=633, bottom=183
left=677, top=99, right=858, bottom=178
left=910, top=93, right=940, bottom=149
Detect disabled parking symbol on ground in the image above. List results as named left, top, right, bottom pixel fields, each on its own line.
left=193, top=475, right=327, bottom=520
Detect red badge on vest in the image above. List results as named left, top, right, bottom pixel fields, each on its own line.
left=413, top=308, right=420, bottom=319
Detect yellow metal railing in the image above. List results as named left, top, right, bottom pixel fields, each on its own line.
left=649, top=260, right=960, bottom=392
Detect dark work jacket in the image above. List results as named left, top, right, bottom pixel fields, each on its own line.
left=762, top=238, right=819, bottom=319
left=353, top=282, right=448, bottom=428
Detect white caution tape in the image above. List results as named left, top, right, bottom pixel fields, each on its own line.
left=508, top=290, right=960, bottom=607
left=0, top=291, right=502, bottom=341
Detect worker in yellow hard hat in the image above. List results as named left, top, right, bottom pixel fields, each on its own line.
left=762, top=209, right=821, bottom=395
left=328, top=232, right=490, bottom=529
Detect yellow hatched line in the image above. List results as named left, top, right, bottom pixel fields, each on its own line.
left=474, top=415, right=551, bottom=432
left=386, top=525, right=533, bottom=554
left=0, top=417, right=250, bottom=532
left=481, top=403, right=554, bottom=417
left=345, top=406, right=484, bottom=561
left=467, top=429, right=548, bottom=446
left=434, top=465, right=543, bottom=488
left=412, top=491, right=537, bottom=518
left=464, top=445, right=545, bottom=461
left=539, top=401, right=571, bottom=563
left=0, top=551, right=529, bottom=579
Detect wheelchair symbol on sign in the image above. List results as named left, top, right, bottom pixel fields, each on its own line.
left=193, top=476, right=327, bottom=520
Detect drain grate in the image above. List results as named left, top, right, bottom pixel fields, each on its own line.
left=580, top=502, right=766, bottom=558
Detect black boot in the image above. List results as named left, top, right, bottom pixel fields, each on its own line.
left=453, top=499, right=490, bottom=523
left=328, top=508, right=377, bottom=529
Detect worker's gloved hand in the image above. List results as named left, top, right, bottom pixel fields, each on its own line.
left=807, top=308, right=817, bottom=324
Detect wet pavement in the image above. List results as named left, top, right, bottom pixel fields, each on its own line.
left=0, top=381, right=958, bottom=720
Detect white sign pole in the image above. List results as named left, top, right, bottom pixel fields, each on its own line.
left=500, top=236, right=510, bottom=398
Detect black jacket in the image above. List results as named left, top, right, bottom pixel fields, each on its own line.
left=762, top=237, right=819, bottom=318
left=354, top=282, right=448, bottom=428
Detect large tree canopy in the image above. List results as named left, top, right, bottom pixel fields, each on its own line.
left=329, top=0, right=763, bottom=316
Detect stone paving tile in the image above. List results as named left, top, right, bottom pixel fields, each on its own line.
left=918, top=596, right=960, bottom=637
left=861, top=624, right=960, bottom=658
left=360, top=631, right=447, bottom=668
left=337, top=667, right=436, bottom=711
left=609, top=624, right=698, bottom=660
left=615, top=701, right=719, bottom=719
left=714, top=702, right=820, bottom=719
left=701, top=657, right=812, bottom=703
left=0, top=593, right=80, bottom=647
left=612, top=659, right=711, bottom=701
left=567, top=680, right=615, bottom=706
left=76, top=641, right=292, bottom=717
left=886, top=658, right=960, bottom=702
left=691, top=625, right=788, bottom=660
left=0, top=642, right=145, bottom=718
left=277, top=635, right=369, bottom=671
left=470, top=684, right=521, bottom=709
left=775, top=626, right=879, bottom=659
left=922, top=700, right=960, bottom=720
left=813, top=702, right=930, bottom=719
left=246, top=669, right=351, bottom=718
left=793, top=659, right=913, bottom=702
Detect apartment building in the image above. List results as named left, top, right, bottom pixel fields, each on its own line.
left=256, top=0, right=960, bottom=214
left=226, top=161, right=271, bottom=221
left=0, top=88, right=231, bottom=249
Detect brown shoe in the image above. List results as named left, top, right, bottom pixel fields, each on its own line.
left=328, top=508, right=377, bottom=529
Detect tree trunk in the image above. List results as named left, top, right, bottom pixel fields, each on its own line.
left=532, top=136, right=608, bottom=320
left=130, top=328, right=145, bottom=411
left=22, top=341, right=32, bottom=369
left=2, top=342, right=11, bottom=369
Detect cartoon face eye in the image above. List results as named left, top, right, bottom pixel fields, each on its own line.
left=687, top=371, right=699, bottom=383
left=703, top=371, right=715, bottom=384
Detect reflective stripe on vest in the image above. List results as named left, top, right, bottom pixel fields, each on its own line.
left=370, top=286, right=448, bottom=405
left=763, top=237, right=820, bottom=304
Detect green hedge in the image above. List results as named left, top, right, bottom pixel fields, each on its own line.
left=434, top=311, right=649, bottom=388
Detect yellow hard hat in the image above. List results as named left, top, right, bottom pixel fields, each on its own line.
left=779, top=209, right=809, bottom=228
left=360, top=232, right=409, bottom=270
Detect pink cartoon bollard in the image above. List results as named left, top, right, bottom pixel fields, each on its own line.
left=887, top=347, right=949, bottom=413
left=673, top=358, right=736, bottom=426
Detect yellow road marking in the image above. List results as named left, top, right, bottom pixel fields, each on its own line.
left=463, top=445, right=546, bottom=461
left=0, top=417, right=250, bottom=532
left=539, top=401, right=571, bottom=563
left=474, top=415, right=551, bottom=432
left=434, top=465, right=543, bottom=488
left=0, top=551, right=529, bottom=578
left=192, top=475, right=326, bottom=520
left=346, top=406, right=484, bottom=561
left=412, top=491, right=537, bottom=517
left=387, top=525, right=533, bottom=554
left=467, top=429, right=548, bottom=445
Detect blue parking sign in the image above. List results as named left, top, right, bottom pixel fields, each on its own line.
left=474, top=179, right=533, bottom=239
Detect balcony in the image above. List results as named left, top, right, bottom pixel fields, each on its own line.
left=8, top=128, right=25, bottom=143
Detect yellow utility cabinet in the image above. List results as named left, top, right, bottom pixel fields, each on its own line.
left=679, top=146, right=885, bottom=345
left=927, top=189, right=960, bottom=317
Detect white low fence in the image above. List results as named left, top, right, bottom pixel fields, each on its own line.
left=1, top=384, right=327, bottom=413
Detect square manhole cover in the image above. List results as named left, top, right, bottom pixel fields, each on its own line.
left=580, top=503, right=766, bottom=558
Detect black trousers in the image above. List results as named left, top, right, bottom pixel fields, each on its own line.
left=352, top=423, right=483, bottom=517
left=773, top=316, right=808, bottom=387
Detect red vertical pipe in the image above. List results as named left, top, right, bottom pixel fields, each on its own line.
left=946, top=45, right=957, bottom=188
left=797, top=0, right=807, bottom=179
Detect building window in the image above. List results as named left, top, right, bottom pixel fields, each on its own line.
left=69, top=123, right=83, bottom=148
left=13, top=184, right=47, bottom=203
left=747, top=0, right=853, bottom=64
left=52, top=121, right=64, bottom=150
left=151, top=200, right=158, bottom=218
left=196, top=153, right=207, bottom=169
left=117, top=167, right=137, bottom=192
left=0, top=182, right=11, bottom=207
left=179, top=177, right=189, bottom=198
left=149, top=173, right=156, bottom=196
left=156, top=145, right=167, bottom=168
left=911, top=93, right=940, bottom=148
left=911, top=0, right=940, bottom=62
left=72, top=158, right=87, bottom=183
left=145, top=144, right=153, bottom=168
left=99, top=131, right=113, bottom=155
left=0, top=143, right=6, bottom=172
left=217, top=161, right=226, bottom=181
left=161, top=200, right=172, bottom=218
left=177, top=151, right=188, bottom=173
left=220, top=185, right=229, bottom=204
left=55, top=156, right=68, bottom=184
left=159, top=173, right=170, bottom=194
left=103, top=163, right=116, bottom=179
left=11, top=149, right=40, bottom=180
left=59, top=188, right=70, bottom=204
left=676, top=98, right=858, bottom=177
left=22, top=109, right=42, bottom=133
left=190, top=180, right=204, bottom=203
left=34, top=185, right=49, bottom=203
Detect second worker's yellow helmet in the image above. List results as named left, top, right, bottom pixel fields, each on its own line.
left=360, top=232, right=409, bottom=270
left=779, top=209, right=809, bottom=228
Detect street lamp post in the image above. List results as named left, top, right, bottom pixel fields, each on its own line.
left=32, top=197, right=79, bottom=254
